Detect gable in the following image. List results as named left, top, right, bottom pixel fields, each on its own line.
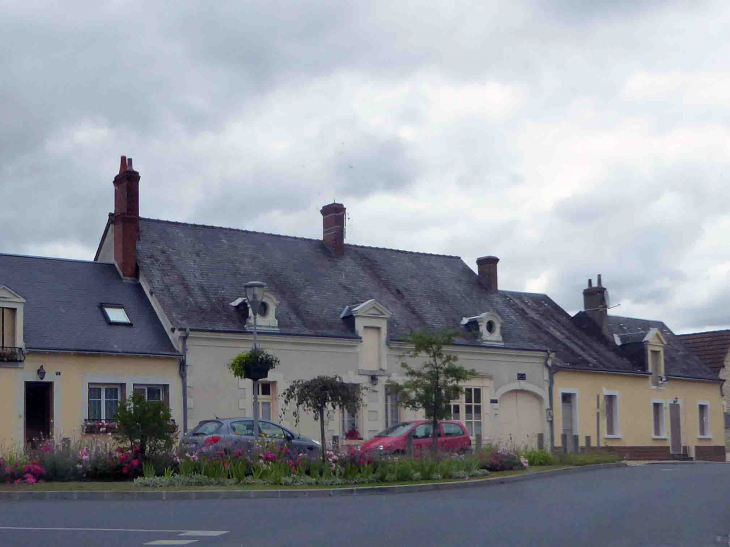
left=0, top=285, right=25, bottom=304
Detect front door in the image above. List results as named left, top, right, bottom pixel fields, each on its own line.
left=25, top=382, right=52, bottom=446
left=561, top=393, right=575, bottom=452
left=669, top=402, right=682, bottom=454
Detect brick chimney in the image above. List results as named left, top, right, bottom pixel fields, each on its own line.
left=583, top=274, right=610, bottom=340
left=476, top=256, right=499, bottom=292
left=320, top=202, right=346, bottom=256
left=113, top=156, right=140, bottom=278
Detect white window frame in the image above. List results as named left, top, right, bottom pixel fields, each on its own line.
left=651, top=399, right=667, bottom=439
left=135, top=384, right=165, bottom=402
left=451, top=387, right=483, bottom=437
left=88, top=384, right=121, bottom=421
left=603, top=389, right=621, bottom=439
left=698, top=401, right=712, bottom=439
left=559, top=388, right=579, bottom=435
left=385, top=387, right=400, bottom=428
left=257, top=381, right=275, bottom=422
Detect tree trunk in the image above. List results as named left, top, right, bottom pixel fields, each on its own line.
left=431, top=370, right=440, bottom=454
left=319, top=405, right=327, bottom=463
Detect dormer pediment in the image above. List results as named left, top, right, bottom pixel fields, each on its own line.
left=462, top=311, right=504, bottom=344
left=341, top=299, right=393, bottom=320
left=643, top=327, right=667, bottom=346
left=0, top=286, right=25, bottom=304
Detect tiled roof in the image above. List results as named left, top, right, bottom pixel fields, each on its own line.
left=677, top=330, right=730, bottom=376
left=573, top=312, right=717, bottom=380
left=135, top=217, right=634, bottom=371
left=0, top=254, right=178, bottom=356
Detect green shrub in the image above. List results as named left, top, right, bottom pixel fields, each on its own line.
left=525, top=450, right=555, bottom=466
left=556, top=452, right=621, bottom=466
left=114, top=392, right=178, bottom=459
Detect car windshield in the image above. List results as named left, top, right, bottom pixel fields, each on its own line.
left=191, top=420, right=222, bottom=436
left=374, top=423, right=414, bottom=437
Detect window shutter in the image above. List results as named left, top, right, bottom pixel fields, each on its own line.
left=724, top=412, right=730, bottom=430
left=163, top=385, right=170, bottom=405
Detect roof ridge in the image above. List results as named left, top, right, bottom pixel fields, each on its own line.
left=0, top=252, right=110, bottom=265
left=139, top=217, right=461, bottom=259
left=677, top=329, right=730, bottom=337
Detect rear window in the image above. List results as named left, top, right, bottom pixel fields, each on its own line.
left=375, top=422, right=414, bottom=437
left=192, top=420, right=222, bottom=436
left=443, top=423, right=464, bottom=437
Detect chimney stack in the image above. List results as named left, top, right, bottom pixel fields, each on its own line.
left=583, top=274, right=610, bottom=340
left=113, top=156, right=140, bottom=278
left=476, top=256, right=499, bottom=292
left=320, top=202, right=346, bottom=256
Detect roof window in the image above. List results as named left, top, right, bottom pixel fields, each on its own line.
left=100, top=304, right=132, bottom=325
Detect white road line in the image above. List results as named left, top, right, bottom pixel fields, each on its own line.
left=144, top=542, right=198, bottom=546
left=180, top=531, right=229, bottom=537
left=0, top=526, right=228, bottom=534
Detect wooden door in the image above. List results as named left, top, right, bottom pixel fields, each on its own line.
left=669, top=403, right=682, bottom=454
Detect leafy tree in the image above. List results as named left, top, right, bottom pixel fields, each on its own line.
left=388, top=330, right=477, bottom=452
left=280, top=376, right=363, bottom=462
left=114, top=392, right=178, bottom=460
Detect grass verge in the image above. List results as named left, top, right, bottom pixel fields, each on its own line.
left=0, top=465, right=576, bottom=492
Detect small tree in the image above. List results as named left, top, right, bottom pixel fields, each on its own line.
left=388, top=330, right=477, bottom=452
left=280, top=376, right=363, bottom=462
left=114, top=392, right=178, bottom=460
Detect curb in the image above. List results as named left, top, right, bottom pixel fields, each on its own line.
left=0, top=462, right=628, bottom=502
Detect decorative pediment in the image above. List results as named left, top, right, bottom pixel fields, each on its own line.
left=341, top=299, right=393, bottom=320
left=643, top=327, right=667, bottom=346
left=0, top=286, right=25, bottom=303
left=230, top=291, right=280, bottom=330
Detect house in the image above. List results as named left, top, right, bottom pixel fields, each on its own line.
left=0, top=253, right=182, bottom=445
left=677, top=329, right=730, bottom=454
left=94, top=156, right=648, bottom=450
left=557, top=276, right=725, bottom=461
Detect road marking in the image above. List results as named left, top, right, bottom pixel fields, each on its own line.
left=0, top=526, right=228, bottom=534
left=144, top=542, right=198, bottom=546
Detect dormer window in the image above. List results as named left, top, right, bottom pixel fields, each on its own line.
left=101, top=304, right=132, bottom=325
left=0, top=285, right=25, bottom=362
left=230, top=291, right=280, bottom=329
left=461, top=312, right=504, bottom=344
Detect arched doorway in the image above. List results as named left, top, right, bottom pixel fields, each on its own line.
left=498, top=390, right=543, bottom=449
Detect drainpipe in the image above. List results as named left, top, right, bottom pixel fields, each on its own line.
left=545, top=349, right=555, bottom=452
left=179, top=328, right=190, bottom=433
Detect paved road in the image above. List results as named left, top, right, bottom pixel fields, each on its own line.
left=0, top=464, right=728, bottom=547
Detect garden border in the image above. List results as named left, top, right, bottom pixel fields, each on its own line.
left=0, top=462, right=627, bottom=501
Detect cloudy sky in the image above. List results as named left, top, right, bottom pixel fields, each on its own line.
left=2, top=1, right=729, bottom=333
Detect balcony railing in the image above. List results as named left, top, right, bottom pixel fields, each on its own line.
left=0, top=347, right=24, bottom=362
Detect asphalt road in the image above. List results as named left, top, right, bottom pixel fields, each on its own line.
left=0, top=464, right=728, bottom=547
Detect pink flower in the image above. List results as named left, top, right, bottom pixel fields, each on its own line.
left=24, top=474, right=36, bottom=485
left=131, top=459, right=139, bottom=469
left=22, top=465, right=30, bottom=473
left=122, top=466, right=129, bottom=474
left=234, top=450, right=244, bottom=457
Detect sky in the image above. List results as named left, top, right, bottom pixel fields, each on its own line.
left=2, top=1, right=729, bottom=334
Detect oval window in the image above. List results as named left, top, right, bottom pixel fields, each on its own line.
left=258, top=301, right=269, bottom=317
left=486, top=320, right=495, bottom=334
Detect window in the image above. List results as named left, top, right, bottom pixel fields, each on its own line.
left=698, top=403, right=711, bottom=438
left=231, top=420, right=254, bottom=436
left=0, top=307, right=16, bottom=348
left=605, top=394, right=619, bottom=437
left=443, top=423, right=464, bottom=437
left=652, top=401, right=666, bottom=437
left=100, top=304, right=131, bottom=325
left=343, top=407, right=360, bottom=439
left=191, top=421, right=222, bottom=436
left=464, top=387, right=482, bottom=436
left=133, top=385, right=167, bottom=403
left=362, top=327, right=381, bottom=370
left=256, top=382, right=274, bottom=421
left=88, top=385, right=120, bottom=421
left=412, top=424, right=433, bottom=439
left=385, top=387, right=400, bottom=428
left=259, top=421, right=287, bottom=439
left=650, top=350, right=662, bottom=387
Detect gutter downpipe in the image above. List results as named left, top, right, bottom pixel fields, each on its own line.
left=545, top=349, right=555, bottom=452
left=179, top=328, right=190, bottom=434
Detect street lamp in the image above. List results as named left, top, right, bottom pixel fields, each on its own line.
left=245, top=281, right=267, bottom=439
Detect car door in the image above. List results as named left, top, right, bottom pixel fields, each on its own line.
left=411, top=423, right=434, bottom=454
left=441, top=423, right=462, bottom=451
left=230, top=420, right=255, bottom=448
left=258, top=421, right=289, bottom=446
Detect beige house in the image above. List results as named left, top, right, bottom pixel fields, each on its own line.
left=0, top=251, right=182, bottom=446
left=93, top=157, right=653, bottom=451
left=554, top=277, right=726, bottom=461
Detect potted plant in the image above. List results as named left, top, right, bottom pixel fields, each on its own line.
left=229, top=348, right=279, bottom=381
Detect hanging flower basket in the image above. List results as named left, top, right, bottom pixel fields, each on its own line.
left=229, top=348, right=279, bottom=381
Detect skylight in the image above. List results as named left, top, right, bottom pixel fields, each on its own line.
left=101, top=305, right=131, bottom=325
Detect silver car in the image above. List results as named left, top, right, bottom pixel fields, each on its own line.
left=182, top=417, right=321, bottom=456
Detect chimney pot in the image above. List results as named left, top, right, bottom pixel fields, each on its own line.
left=476, top=256, right=499, bottom=292
left=597, top=274, right=602, bottom=287
left=119, top=155, right=127, bottom=174
left=588, top=279, right=592, bottom=288
left=320, top=202, right=346, bottom=256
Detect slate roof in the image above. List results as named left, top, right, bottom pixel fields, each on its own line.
left=0, top=254, right=178, bottom=356
left=135, top=217, right=635, bottom=371
left=677, top=330, right=730, bottom=376
left=573, top=312, right=717, bottom=380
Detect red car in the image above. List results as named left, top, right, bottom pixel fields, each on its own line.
left=359, top=420, right=471, bottom=455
